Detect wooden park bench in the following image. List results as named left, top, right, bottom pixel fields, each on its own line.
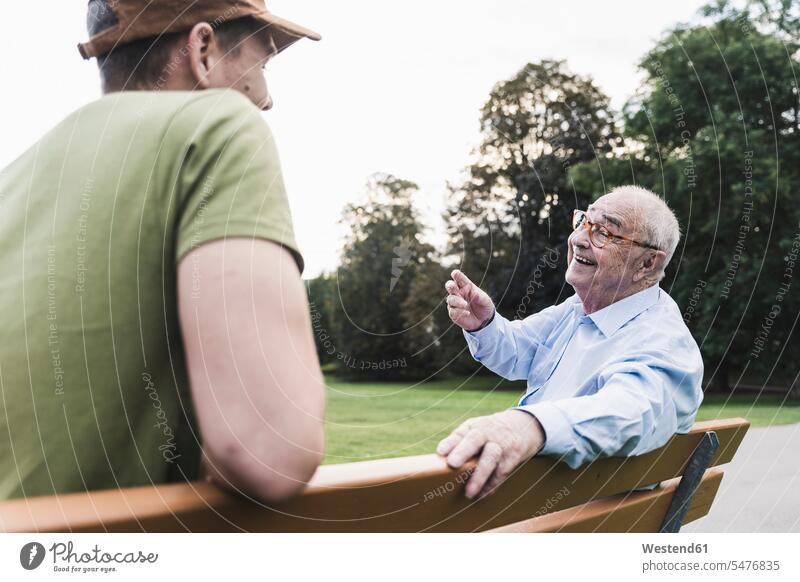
left=0, top=418, right=748, bottom=533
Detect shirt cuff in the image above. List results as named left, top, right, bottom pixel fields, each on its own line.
left=462, top=311, right=501, bottom=360
left=513, top=401, right=574, bottom=457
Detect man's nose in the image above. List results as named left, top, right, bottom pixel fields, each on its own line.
left=570, top=227, right=591, bottom=248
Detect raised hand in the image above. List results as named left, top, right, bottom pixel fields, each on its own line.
left=445, top=270, right=495, bottom=332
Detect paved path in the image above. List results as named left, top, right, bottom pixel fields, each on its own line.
left=683, top=422, right=800, bottom=532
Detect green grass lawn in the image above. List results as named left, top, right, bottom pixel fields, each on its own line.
left=323, top=375, right=800, bottom=465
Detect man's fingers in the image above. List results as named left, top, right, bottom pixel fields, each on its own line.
left=448, top=306, right=473, bottom=326
left=446, top=429, right=487, bottom=469
left=478, top=456, right=520, bottom=500
left=436, top=432, right=462, bottom=457
left=446, top=278, right=470, bottom=304
left=478, top=469, right=508, bottom=500
left=436, top=420, right=472, bottom=456
left=446, top=295, right=469, bottom=310
left=437, top=436, right=460, bottom=457
left=451, top=269, right=474, bottom=292
left=465, top=442, right=502, bottom=499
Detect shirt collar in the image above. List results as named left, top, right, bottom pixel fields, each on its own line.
left=574, top=285, right=661, bottom=337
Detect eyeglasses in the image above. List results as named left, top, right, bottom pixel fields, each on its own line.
left=572, top=209, right=660, bottom=250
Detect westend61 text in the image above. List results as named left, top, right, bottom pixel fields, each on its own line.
left=642, top=543, right=708, bottom=554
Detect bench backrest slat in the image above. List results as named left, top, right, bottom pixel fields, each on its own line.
left=0, top=418, right=749, bottom=533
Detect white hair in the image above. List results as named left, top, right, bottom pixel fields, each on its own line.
left=608, top=185, right=681, bottom=279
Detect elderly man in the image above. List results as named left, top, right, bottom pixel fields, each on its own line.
left=439, top=186, right=703, bottom=500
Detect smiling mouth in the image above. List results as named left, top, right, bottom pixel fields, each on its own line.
left=573, top=255, right=596, bottom=266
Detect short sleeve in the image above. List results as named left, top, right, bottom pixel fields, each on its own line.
left=171, top=90, right=303, bottom=272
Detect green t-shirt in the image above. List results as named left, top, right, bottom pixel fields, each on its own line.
left=0, top=89, right=302, bottom=500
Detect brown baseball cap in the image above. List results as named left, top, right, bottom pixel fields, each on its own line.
left=78, top=0, right=321, bottom=59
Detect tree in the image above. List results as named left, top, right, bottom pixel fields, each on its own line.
left=703, top=0, right=800, bottom=39
left=446, top=60, right=620, bottom=322
left=334, top=173, right=446, bottom=380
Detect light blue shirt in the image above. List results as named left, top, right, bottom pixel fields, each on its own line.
left=464, top=284, right=704, bottom=469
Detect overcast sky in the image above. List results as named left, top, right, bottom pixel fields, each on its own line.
left=1, top=0, right=708, bottom=276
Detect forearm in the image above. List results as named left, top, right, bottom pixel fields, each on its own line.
left=515, top=364, right=685, bottom=469
left=463, top=311, right=540, bottom=381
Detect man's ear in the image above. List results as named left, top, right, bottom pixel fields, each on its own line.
left=187, top=22, right=216, bottom=89
left=634, top=249, right=667, bottom=282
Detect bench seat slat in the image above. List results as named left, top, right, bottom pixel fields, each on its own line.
left=488, top=467, right=723, bottom=533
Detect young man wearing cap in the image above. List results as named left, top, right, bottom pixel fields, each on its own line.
left=0, top=0, right=324, bottom=503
